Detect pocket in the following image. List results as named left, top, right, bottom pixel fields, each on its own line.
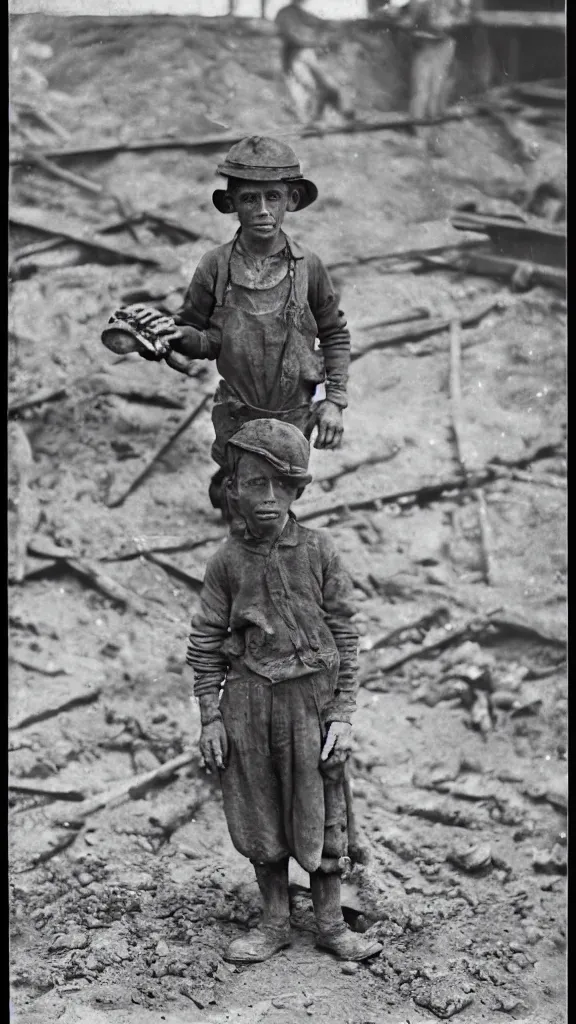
left=311, top=672, right=335, bottom=733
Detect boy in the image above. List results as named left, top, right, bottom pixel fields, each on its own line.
left=185, top=418, right=382, bottom=965
left=102, top=136, right=350, bottom=510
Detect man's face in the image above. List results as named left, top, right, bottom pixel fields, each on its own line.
left=229, top=180, right=300, bottom=241
left=235, top=452, right=300, bottom=537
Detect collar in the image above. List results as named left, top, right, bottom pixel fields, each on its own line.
left=234, top=229, right=305, bottom=261
left=283, top=232, right=305, bottom=260
left=232, top=512, right=302, bottom=551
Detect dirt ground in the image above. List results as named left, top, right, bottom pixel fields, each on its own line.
left=9, top=14, right=566, bottom=1024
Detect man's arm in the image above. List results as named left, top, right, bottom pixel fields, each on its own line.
left=308, top=255, right=350, bottom=410
left=171, top=252, right=221, bottom=360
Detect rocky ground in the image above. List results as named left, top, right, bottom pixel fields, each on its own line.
left=9, top=14, right=566, bottom=1024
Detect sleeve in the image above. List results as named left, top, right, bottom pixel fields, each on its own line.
left=186, top=550, right=231, bottom=699
left=319, top=535, right=359, bottom=724
left=172, top=253, right=221, bottom=360
left=308, top=255, right=351, bottom=409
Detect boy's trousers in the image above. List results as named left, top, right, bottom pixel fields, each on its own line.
left=219, top=670, right=349, bottom=875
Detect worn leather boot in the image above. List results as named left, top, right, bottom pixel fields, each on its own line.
left=310, top=871, right=382, bottom=961
left=224, top=860, right=291, bottom=964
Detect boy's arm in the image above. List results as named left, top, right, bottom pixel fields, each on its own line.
left=186, top=552, right=231, bottom=724
left=308, top=256, right=351, bottom=411
left=320, top=537, right=360, bottom=725
left=171, top=253, right=221, bottom=361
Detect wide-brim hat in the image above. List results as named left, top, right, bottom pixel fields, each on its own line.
left=212, top=135, right=318, bottom=214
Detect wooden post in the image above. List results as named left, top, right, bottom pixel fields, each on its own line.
left=508, top=32, right=519, bottom=82
left=472, top=25, right=494, bottom=93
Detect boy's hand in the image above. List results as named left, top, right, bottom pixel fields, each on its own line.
left=200, top=719, right=228, bottom=773
left=321, top=721, right=352, bottom=764
left=314, top=401, right=344, bottom=450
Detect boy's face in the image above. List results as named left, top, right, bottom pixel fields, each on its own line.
left=234, top=452, right=300, bottom=537
left=228, top=180, right=301, bottom=241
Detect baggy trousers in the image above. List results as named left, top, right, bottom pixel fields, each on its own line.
left=219, top=671, right=349, bottom=875
left=284, top=48, right=349, bottom=125
left=410, top=36, right=456, bottom=147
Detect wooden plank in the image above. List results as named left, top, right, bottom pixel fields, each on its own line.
left=11, top=105, right=480, bottom=164
left=459, top=251, right=566, bottom=292
left=9, top=204, right=167, bottom=268
left=474, top=12, right=565, bottom=31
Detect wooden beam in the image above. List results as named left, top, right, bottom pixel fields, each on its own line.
left=473, top=12, right=565, bottom=32
left=9, top=106, right=480, bottom=164
left=9, top=204, right=168, bottom=268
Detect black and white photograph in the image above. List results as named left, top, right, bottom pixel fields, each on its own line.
left=8, top=2, right=567, bottom=1023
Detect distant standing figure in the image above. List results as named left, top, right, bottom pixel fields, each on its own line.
left=275, top=0, right=355, bottom=127
left=400, top=0, right=466, bottom=155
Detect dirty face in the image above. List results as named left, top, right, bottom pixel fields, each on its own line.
left=234, top=451, right=299, bottom=537
left=227, top=180, right=301, bottom=242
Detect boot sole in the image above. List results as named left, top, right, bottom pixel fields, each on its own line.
left=316, top=939, right=382, bottom=962
left=223, top=940, right=291, bottom=965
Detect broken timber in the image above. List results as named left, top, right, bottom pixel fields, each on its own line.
left=53, top=751, right=198, bottom=830
left=142, top=552, right=204, bottom=591
left=451, top=210, right=566, bottom=269
left=350, top=297, right=501, bottom=362
left=26, top=536, right=150, bottom=615
left=297, top=445, right=562, bottom=524
left=11, top=105, right=479, bottom=164
left=107, top=392, right=211, bottom=508
left=449, top=319, right=495, bottom=586
left=473, top=11, right=565, bottom=31
left=9, top=205, right=168, bottom=268
left=458, top=252, right=565, bottom=293
left=8, top=778, right=86, bottom=802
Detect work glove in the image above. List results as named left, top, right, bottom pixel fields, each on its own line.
left=101, top=304, right=180, bottom=359
left=320, top=721, right=353, bottom=765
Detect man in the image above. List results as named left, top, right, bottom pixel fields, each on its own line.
left=274, top=0, right=355, bottom=127
left=185, top=419, right=382, bottom=965
left=102, top=137, right=350, bottom=512
left=387, top=0, right=467, bottom=155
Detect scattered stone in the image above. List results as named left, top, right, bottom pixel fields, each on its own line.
left=532, top=844, right=567, bottom=875
left=496, top=663, right=529, bottom=691
left=496, top=767, right=523, bottom=783
left=522, top=925, right=543, bottom=945
left=179, top=983, right=212, bottom=1008
left=491, top=690, right=518, bottom=710
left=341, top=961, right=359, bottom=975
left=49, top=930, right=89, bottom=952
left=545, top=777, right=568, bottom=811
left=413, top=980, right=474, bottom=1018
left=458, top=756, right=484, bottom=774
left=447, top=842, right=492, bottom=874
left=510, top=698, right=543, bottom=718
left=114, top=871, right=156, bottom=891
left=403, top=878, right=426, bottom=894
left=505, top=961, right=522, bottom=974
left=155, top=939, right=169, bottom=957
left=470, top=691, right=493, bottom=736
left=492, top=993, right=526, bottom=1013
